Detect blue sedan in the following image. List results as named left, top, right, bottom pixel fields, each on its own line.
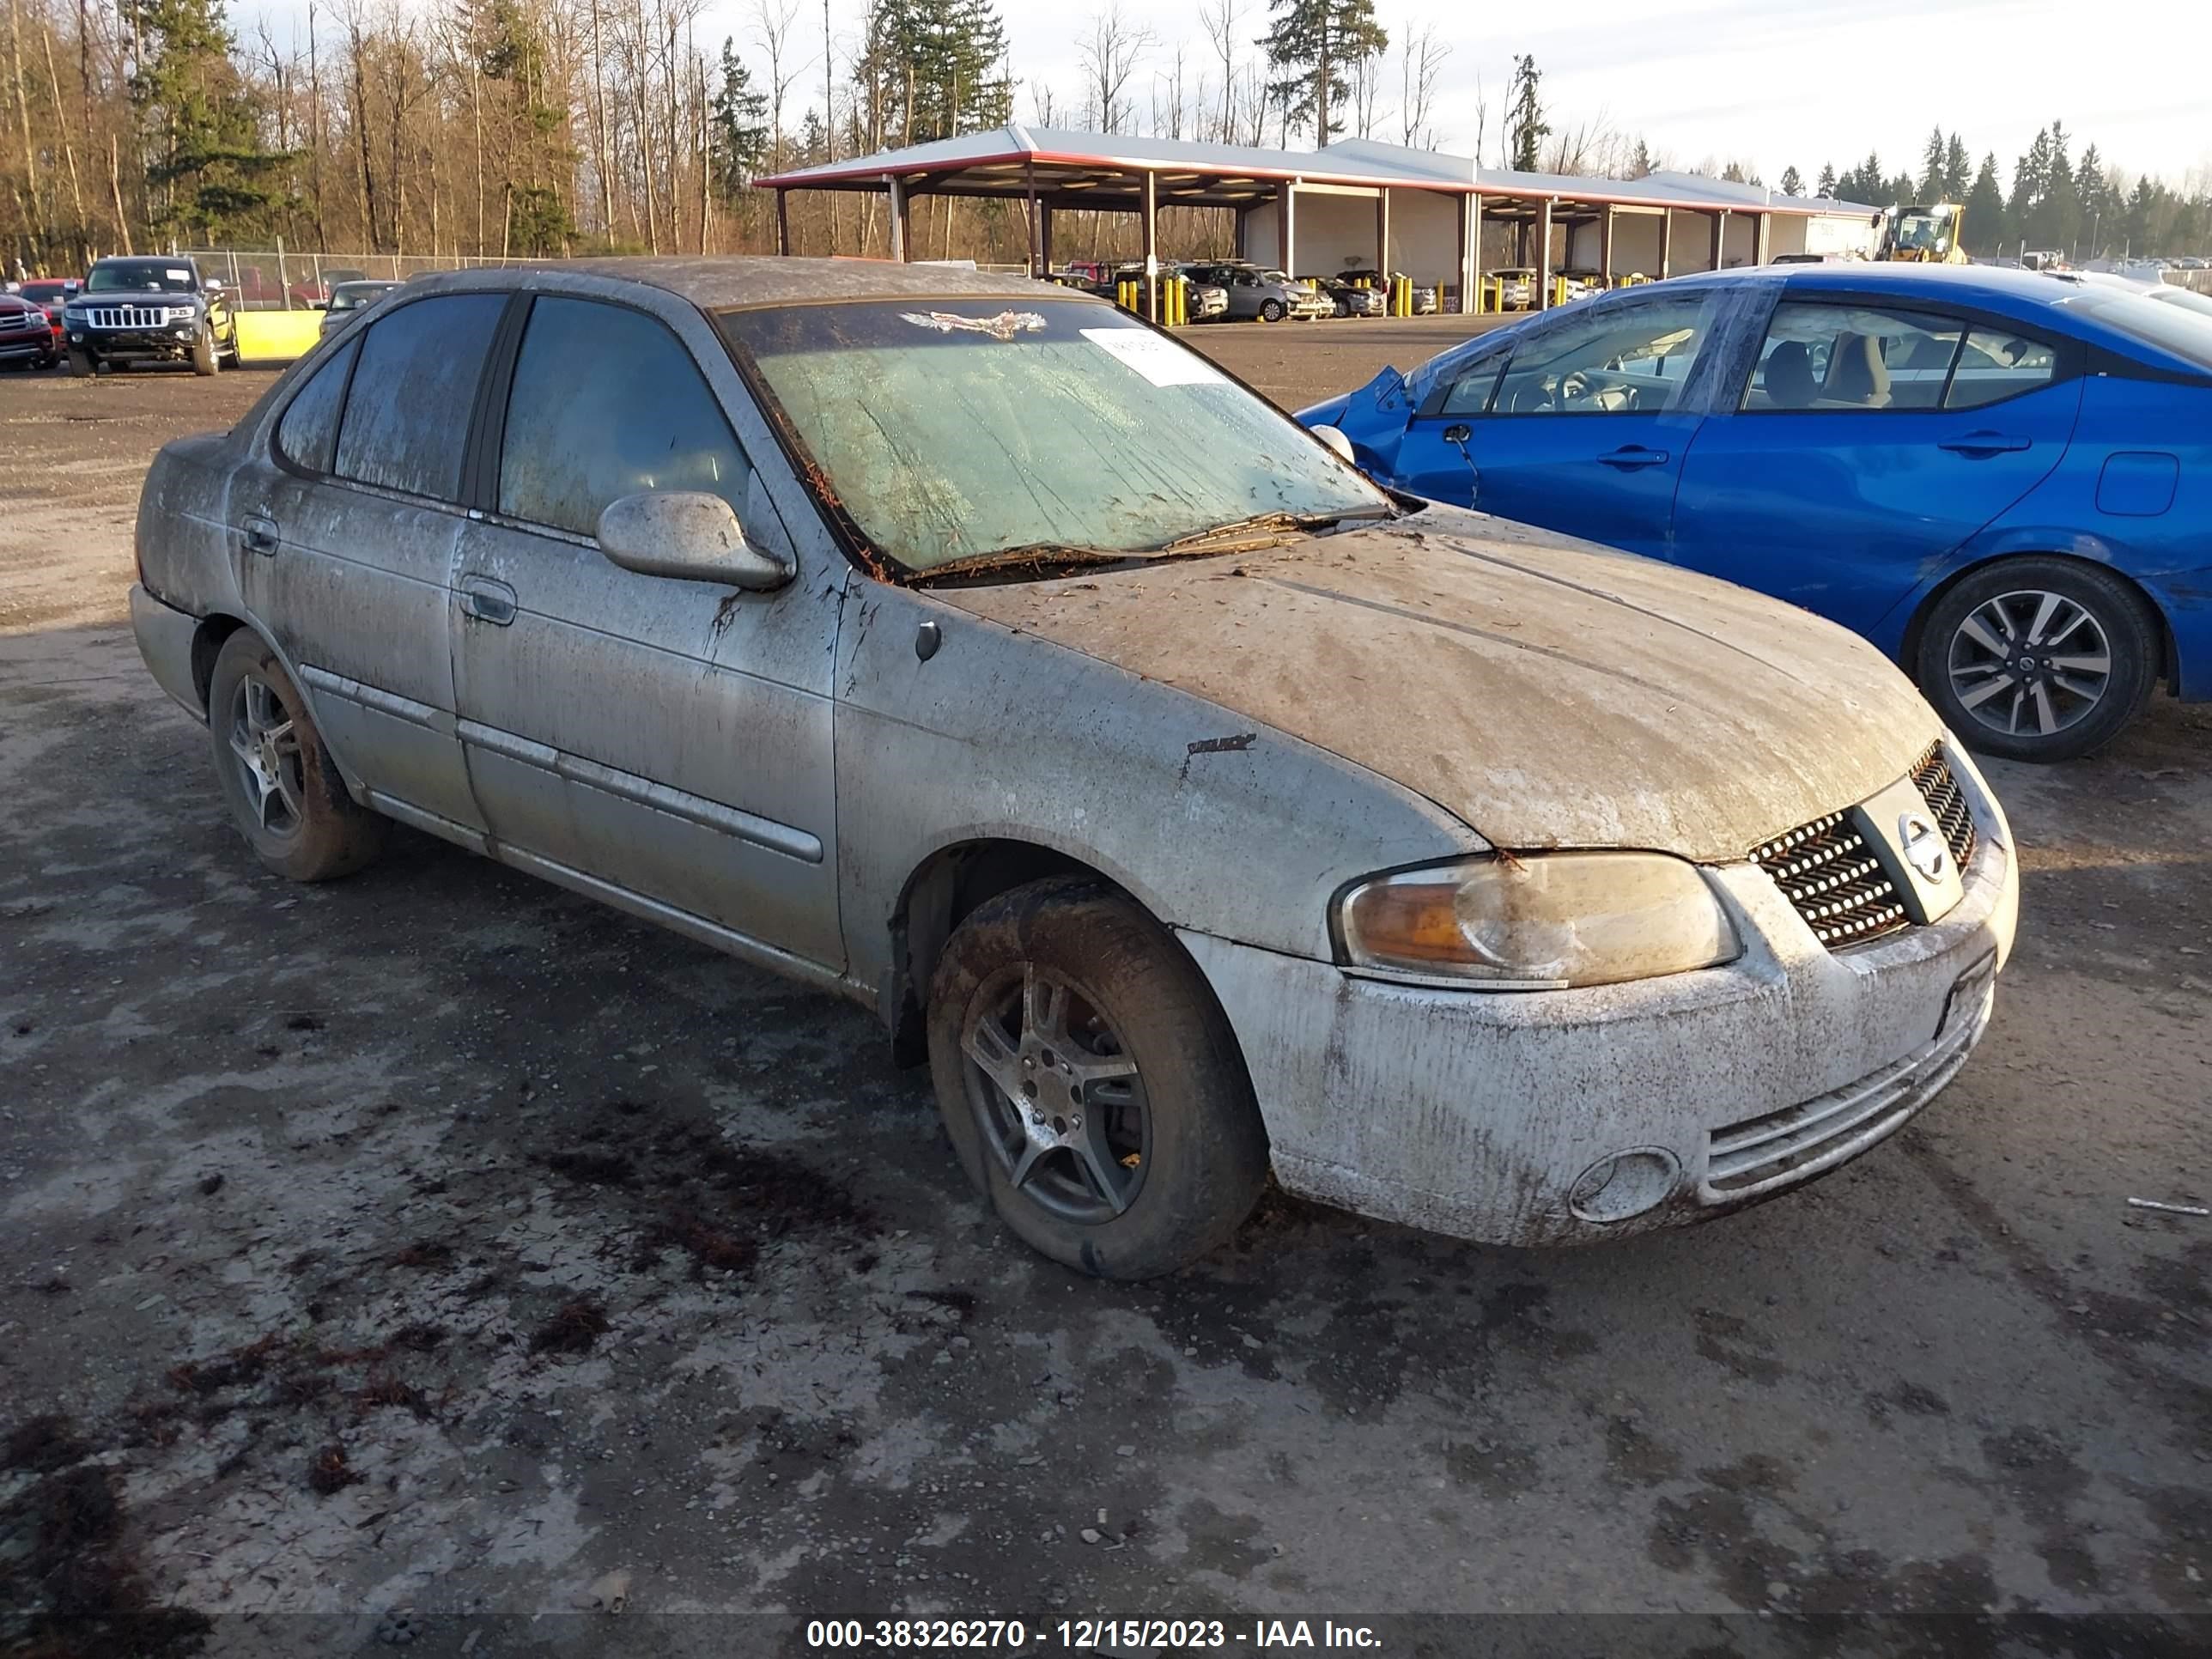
left=1300, top=264, right=2212, bottom=762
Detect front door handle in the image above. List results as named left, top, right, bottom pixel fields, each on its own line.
left=458, top=574, right=517, bottom=626
left=1939, top=432, right=2031, bottom=456
left=1597, top=445, right=1670, bottom=470
left=240, top=514, right=279, bottom=556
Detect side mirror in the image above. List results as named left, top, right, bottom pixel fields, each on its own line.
left=1313, top=424, right=1357, bottom=466
left=596, top=491, right=793, bottom=592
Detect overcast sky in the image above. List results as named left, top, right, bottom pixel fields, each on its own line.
left=250, top=0, right=2206, bottom=189
left=673, top=0, right=2208, bottom=188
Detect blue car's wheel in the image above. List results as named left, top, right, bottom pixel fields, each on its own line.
left=1917, top=557, right=2160, bottom=764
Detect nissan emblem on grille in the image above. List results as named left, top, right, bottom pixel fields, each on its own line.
left=1898, top=812, right=1948, bottom=882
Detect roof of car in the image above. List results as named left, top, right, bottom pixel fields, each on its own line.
left=405, top=255, right=1084, bottom=310
left=1749, top=261, right=2090, bottom=307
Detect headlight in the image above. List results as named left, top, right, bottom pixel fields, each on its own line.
left=1336, top=853, right=1740, bottom=989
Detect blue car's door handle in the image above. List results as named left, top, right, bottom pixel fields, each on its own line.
left=1940, top=432, right=2031, bottom=456
left=1597, top=445, right=1670, bottom=469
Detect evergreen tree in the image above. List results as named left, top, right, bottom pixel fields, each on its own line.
left=1626, top=137, right=1652, bottom=179
left=1965, top=153, right=2005, bottom=252
left=1505, top=54, right=1548, bottom=172
left=1815, top=161, right=1836, bottom=198
left=1942, top=134, right=1971, bottom=199
left=2075, top=143, right=2111, bottom=255
left=1917, top=126, right=1944, bottom=199
left=2038, top=121, right=2079, bottom=252
left=711, top=38, right=769, bottom=199
left=1778, top=165, right=1802, bottom=197
left=125, top=0, right=286, bottom=240
left=855, top=0, right=1013, bottom=149
left=1258, top=0, right=1387, bottom=147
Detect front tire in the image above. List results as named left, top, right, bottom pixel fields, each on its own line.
left=1915, top=556, right=2160, bottom=763
left=64, top=346, right=94, bottom=376
left=205, top=630, right=386, bottom=880
left=191, top=331, right=220, bottom=375
left=926, top=877, right=1268, bottom=1280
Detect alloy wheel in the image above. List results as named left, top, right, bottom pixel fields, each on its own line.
left=1946, top=588, right=2112, bottom=740
left=228, top=672, right=306, bottom=838
left=961, top=965, right=1150, bottom=1224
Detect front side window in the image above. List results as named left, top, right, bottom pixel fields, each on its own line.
left=721, top=299, right=1387, bottom=575
left=275, top=337, right=360, bottom=474
left=498, top=297, right=751, bottom=538
left=1743, top=302, right=1966, bottom=411
left=332, top=293, right=507, bottom=501
left=1490, top=294, right=1714, bottom=416
left=1435, top=354, right=1508, bottom=416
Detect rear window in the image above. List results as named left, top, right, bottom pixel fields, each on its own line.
left=2062, top=289, right=2212, bottom=372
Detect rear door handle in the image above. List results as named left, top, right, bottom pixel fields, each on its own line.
left=240, top=514, right=279, bottom=556
left=458, top=574, right=517, bottom=625
left=1940, top=432, right=2031, bottom=456
left=1598, top=445, right=1670, bottom=469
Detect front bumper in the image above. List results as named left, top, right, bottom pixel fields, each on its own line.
left=1179, top=744, right=2020, bottom=1247
left=69, top=326, right=199, bottom=359
left=131, top=584, right=205, bottom=717
left=0, top=333, right=50, bottom=361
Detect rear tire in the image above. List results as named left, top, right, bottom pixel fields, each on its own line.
left=205, top=630, right=386, bottom=881
left=1914, top=556, right=2160, bottom=763
left=926, top=877, right=1268, bottom=1280
left=1259, top=299, right=1285, bottom=323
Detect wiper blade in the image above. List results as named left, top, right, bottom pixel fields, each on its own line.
left=1158, top=506, right=1394, bottom=552
left=906, top=543, right=1142, bottom=586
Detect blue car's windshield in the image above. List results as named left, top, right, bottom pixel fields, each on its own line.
left=2061, top=288, right=2212, bottom=371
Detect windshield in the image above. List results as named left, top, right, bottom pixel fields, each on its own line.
left=87, top=260, right=195, bottom=294
left=1891, top=209, right=1952, bottom=252
left=2063, top=287, right=2212, bottom=371
left=720, top=299, right=1385, bottom=575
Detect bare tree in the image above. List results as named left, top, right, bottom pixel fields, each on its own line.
left=1198, top=0, right=1237, bottom=143
left=1395, top=21, right=1446, bottom=151
left=751, top=0, right=804, bottom=158
left=1077, top=4, right=1152, bottom=136
left=1150, top=40, right=1189, bottom=139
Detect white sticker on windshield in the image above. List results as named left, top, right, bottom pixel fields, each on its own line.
left=1081, top=327, right=1228, bottom=387
left=166, top=268, right=190, bottom=281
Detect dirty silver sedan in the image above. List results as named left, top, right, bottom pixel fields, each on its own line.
left=129, top=258, right=2020, bottom=1279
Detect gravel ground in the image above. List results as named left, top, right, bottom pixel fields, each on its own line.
left=0, top=342, right=2207, bottom=1659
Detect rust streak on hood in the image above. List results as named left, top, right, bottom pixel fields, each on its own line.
left=928, top=508, right=1942, bottom=862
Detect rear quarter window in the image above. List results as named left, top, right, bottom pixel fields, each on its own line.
left=275, top=338, right=360, bottom=474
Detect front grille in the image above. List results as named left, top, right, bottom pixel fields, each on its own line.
left=1704, top=960, right=1995, bottom=1198
left=1751, top=812, right=1910, bottom=947
left=1753, top=743, right=1981, bottom=951
left=85, top=304, right=184, bottom=329
left=1910, top=744, right=1977, bottom=872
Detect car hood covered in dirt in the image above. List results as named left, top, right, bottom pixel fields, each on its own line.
left=927, top=507, right=1943, bottom=863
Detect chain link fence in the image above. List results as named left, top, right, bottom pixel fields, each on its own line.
left=179, top=249, right=520, bottom=309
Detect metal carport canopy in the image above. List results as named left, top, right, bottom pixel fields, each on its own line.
left=753, top=128, right=1878, bottom=317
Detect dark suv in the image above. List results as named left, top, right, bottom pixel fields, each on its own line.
left=63, top=256, right=237, bottom=376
